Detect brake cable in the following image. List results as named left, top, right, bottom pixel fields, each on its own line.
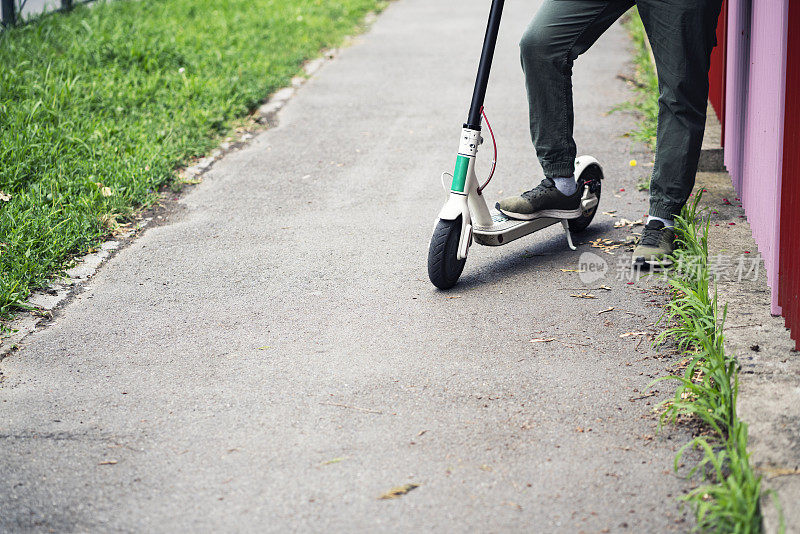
left=477, top=106, right=497, bottom=195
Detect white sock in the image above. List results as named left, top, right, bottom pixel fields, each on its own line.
left=648, top=215, right=674, bottom=228
left=552, top=175, right=577, bottom=196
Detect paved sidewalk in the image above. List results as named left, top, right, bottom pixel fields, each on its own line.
left=1, top=1, right=694, bottom=531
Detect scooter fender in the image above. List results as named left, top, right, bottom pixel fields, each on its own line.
left=436, top=193, right=472, bottom=260
left=575, top=155, right=603, bottom=179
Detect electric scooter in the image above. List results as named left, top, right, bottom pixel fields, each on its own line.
left=427, top=0, right=603, bottom=289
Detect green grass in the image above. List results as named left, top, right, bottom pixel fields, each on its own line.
left=0, top=0, right=384, bottom=319
left=651, top=194, right=781, bottom=533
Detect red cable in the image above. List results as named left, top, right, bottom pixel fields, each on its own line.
left=477, top=106, right=497, bottom=195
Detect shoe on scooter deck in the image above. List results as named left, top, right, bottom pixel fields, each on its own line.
left=473, top=183, right=600, bottom=247
left=495, top=177, right=583, bottom=221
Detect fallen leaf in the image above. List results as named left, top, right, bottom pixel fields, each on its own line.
left=620, top=332, right=648, bottom=338
left=571, top=293, right=597, bottom=299
left=613, top=218, right=643, bottom=228
left=560, top=268, right=585, bottom=273
left=101, top=186, right=113, bottom=197
left=320, top=457, right=346, bottom=466
left=0, top=191, right=10, bottom=202
left=98, top=460, right=118, bottom=465
left=530, top=338, right=556, bottom=343
left=629, top=391, right=658, bottom=402
left=598, top=307, right=615, bottom=315
left=589, top=238, right=628, bottom=254
left=379, top=483, right=419, bottom=499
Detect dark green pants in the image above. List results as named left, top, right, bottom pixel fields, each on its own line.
left=522, top=0, right=722, bottom=219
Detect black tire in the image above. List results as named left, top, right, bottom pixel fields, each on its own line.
left=569, top=164, right=602, bottom=233
left=428, top=216, right=467, bottom=290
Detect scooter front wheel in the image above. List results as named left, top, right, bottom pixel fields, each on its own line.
left=428, top=216, right=467, bottom=290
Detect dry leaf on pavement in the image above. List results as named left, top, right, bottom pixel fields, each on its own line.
left=619, top=332, right=648, bottom=338
left=613, top=218, right=643, bottom=228
left=379, top=483, right=419, bottom=500
left=319, top=457, right=346, bottom=466
left=589, top=238, right=626, bottom=254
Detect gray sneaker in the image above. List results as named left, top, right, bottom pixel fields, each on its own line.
left=496, top=178, right=582, bottom=220
left=632, top=219, right=675, bottom=267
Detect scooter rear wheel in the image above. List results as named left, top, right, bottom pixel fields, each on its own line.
left=428, top=217, right=467, bottom=290
left=569, top=164, right=603, bottom=233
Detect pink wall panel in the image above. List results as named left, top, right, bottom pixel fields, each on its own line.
left=723, top=0, right=788, bottom=314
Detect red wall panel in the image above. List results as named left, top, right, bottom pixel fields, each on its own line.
left=709, top=0, right=728, bottom=145
left=779, top=0, right=800, bottom=349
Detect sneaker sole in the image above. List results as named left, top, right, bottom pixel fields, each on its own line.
left=496, top=206, right=583, bottom=221
left=632, top=256, right=674, bottom=269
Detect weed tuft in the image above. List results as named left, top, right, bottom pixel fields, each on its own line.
left=651, top=192, right=780, bottom=533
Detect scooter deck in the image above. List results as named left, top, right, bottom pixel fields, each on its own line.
left=472, top=210, right=562, bottom=246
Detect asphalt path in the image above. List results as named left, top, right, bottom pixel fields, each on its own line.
left=1, top=1, right=696, bottom=531
left=17, top=0, right=60, bottom=20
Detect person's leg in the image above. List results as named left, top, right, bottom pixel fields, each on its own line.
left=497, top=0, right=633, bottom=220
left=520, top=0, right=634, bottom=180
left=637, top=0, right=723, bottom=222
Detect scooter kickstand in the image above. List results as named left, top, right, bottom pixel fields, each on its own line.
left=561, top=219, right=577, bottom=251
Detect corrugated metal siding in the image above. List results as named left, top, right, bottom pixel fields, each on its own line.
left=779, top=1, right=799, bottom=349
left=723, top=0, right=787, bottom=315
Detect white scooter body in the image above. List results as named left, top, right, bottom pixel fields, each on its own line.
left=436, top=127, right=603, bottom=260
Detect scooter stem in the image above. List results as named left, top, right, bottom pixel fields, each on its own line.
left=466, top=0, right=506, bottom=130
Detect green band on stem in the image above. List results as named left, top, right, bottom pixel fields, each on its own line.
left=452, top=155, right=469, bottom=192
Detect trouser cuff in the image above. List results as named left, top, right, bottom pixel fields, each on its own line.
left=649, top=200, right=684, bottom=220
left=542, top=161, right=576, bottom=179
